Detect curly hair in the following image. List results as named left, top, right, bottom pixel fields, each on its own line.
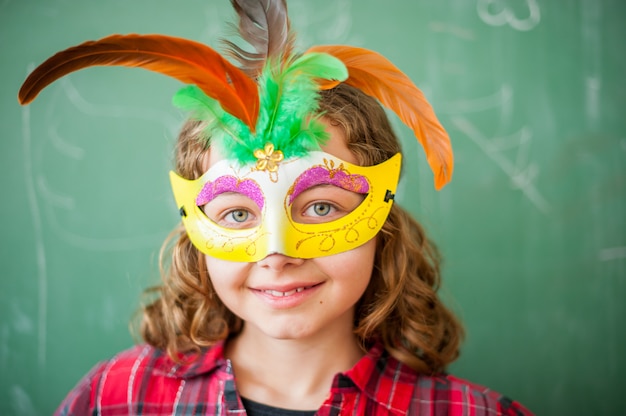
left=140, top=83, right=464, bottom=374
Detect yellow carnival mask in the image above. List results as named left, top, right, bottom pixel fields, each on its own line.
left=171, top=151, right=401, bottom=262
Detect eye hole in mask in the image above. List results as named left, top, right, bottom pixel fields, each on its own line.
left=288, top=165, right=370, bottom=225
left=197, top=176, right=264, bottom=230
left=202, top=192, right=261, bottom=229
left=290, top=185, right=367, bottom=224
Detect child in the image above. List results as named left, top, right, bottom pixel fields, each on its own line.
left=19, top=1, right=532, bottom=414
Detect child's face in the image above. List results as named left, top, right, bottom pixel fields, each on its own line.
left=204, top=122, right=377, bottom=341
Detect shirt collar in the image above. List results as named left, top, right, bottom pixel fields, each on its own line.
left=163, top=339, right=420, bottom=410
left=342, top=342, right=419, bottom=411
left=164, top=340, right=230, bottom=379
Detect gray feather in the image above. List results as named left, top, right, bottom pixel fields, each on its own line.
left=223, top=0, right=294, bottom=77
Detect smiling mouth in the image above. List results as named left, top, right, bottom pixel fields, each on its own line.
left=259, top=284, right=320, bottom=297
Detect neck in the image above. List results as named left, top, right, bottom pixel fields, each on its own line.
left=225, top=324, right=364, bottom=410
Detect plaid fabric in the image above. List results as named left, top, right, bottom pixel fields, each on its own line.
left=56, top=342, right=532, bottom=415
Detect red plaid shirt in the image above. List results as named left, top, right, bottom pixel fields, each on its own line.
left=55, top=342, right=532, bottom=415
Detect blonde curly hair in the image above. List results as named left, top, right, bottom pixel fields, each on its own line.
left=140, top=83, right=463, bottom=374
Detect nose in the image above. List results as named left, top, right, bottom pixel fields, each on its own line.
left=257, top=253, right=305, bottom=271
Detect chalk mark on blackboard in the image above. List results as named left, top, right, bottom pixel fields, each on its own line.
left=37, top=176, right=75, bottom=210
left=30, top=78, right=177, bottom=252
left=21, top=96, right=47, bottom=367
left=42, top=201, right=172, bottom=251
left=1, top=325, right=8, bottom=372
left=291, top=0, right=360, bottom=47
left=9, top=385, right=37, bottom=416
left=199, top=4, right=227, bottom=47
left=11, top=302, right=34, bottom=334
left=581, top=0, right=602, bottom=129
left=585, top=76, right=601, bottom=126
left=49, top=123, right=85, bottom=160
left=429, top=21, right=476, bottom=41
left=598, top=246, right=626, bottom=262
left=451, top=116, right=551, bottom=213
left=61, top=77, right=180, bottom=132
left=477, top=0, right=540, bottom=31
left=442, top=84, right=513, bottom=114
left=36, top=171, right=172, bottom=251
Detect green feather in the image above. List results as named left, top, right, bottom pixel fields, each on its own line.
left=173, top=85, right=253, bottom=158
left=256, top=52, right=347, bottom=160
left=172, top=52, right=348, bottom=165
left=285, top=52, right=349, bottom=82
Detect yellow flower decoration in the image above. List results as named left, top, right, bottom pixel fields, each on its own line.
left=254, top=143, right=284, bottom=172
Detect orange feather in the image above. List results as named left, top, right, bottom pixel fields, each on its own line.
left=307, top=45, right=453, bottom=190
left=18, top=34, right=259, bottom=129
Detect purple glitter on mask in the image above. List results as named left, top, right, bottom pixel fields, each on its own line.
left=196, top=176, right=264, bottom=210
left=288, top=165, right=370, bottom=204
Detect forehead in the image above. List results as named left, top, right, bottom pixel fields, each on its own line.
left=205, top=118, right=355, bottom=171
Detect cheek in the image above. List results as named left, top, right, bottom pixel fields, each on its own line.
left=322, top=238, right=376, bottom=288
left=204, top=256, right=249, bottom=295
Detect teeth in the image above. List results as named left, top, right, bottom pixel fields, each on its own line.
left=264, top=286, right=308, bottom=297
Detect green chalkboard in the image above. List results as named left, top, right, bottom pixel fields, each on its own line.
left=1, top=1, right=624, bottom=414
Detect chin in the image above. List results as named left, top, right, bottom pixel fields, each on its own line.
left=255, top=322, right=317, bottom=341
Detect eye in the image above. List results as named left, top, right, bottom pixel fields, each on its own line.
left=201, top=192, right=260, bottom=229
left=305, top=202, right=335, bottom=217
left=291, top=185, right=365, bottom=224
left=226, top=209, right=250, bottom=223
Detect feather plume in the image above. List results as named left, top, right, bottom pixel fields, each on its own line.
left=253, top=53, right=348, bottom=160
left=172, top=85, right=253, bottom=151
left=307, top=45, right=453, bottom=190
left=18, top=34, right=259, bottom=129
left=171, top=53, right=346, bottom=165
left=223, top=0, right=295, bottom=77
